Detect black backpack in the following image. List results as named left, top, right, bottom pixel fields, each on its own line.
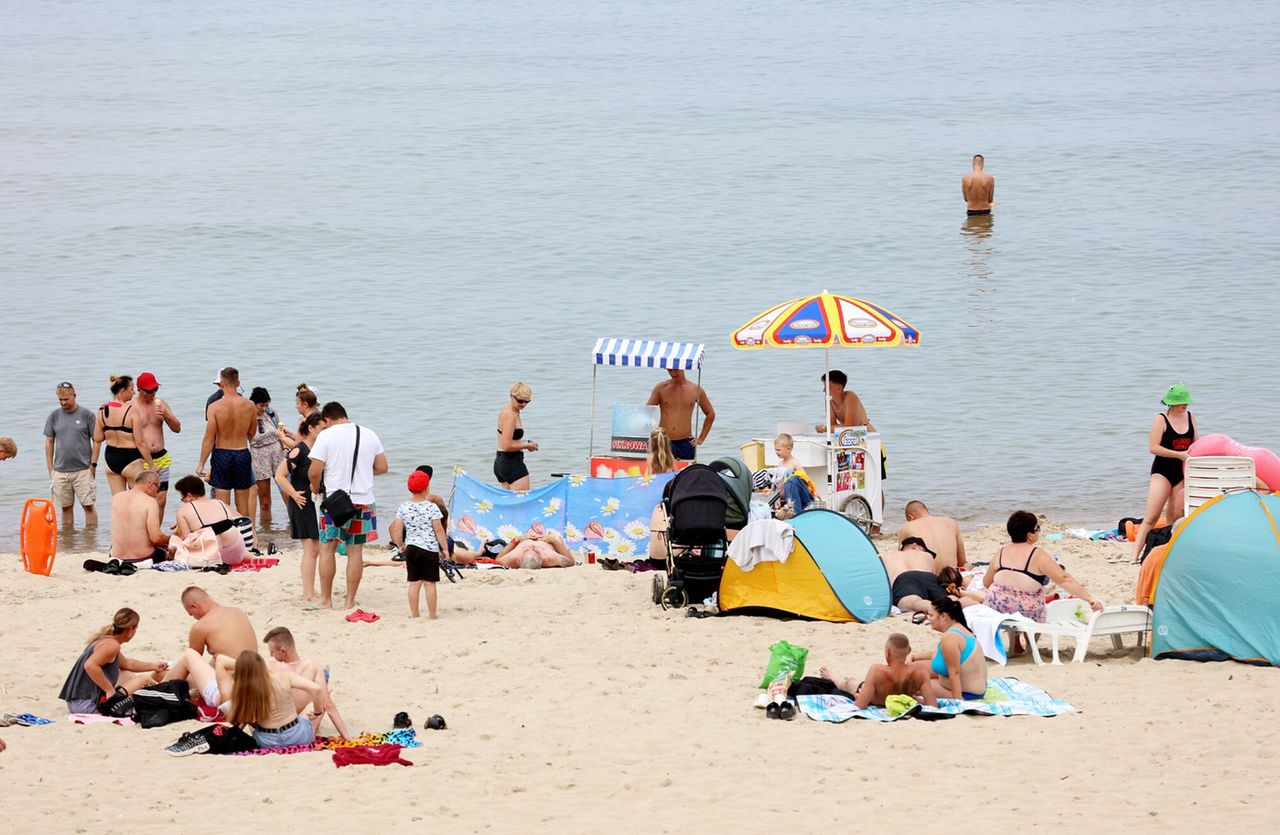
left=133, top=680, right=198, bottom=728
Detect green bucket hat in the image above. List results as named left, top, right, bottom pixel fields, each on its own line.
left=1162, top=384, right=1193, bottom=406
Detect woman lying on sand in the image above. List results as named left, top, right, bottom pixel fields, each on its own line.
left=58, top=608, right=169, bottom=714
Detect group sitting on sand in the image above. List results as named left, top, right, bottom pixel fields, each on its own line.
left=58, top=587, right=350, bottom=750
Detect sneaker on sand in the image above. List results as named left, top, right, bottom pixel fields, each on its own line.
left=165, top=732, right=211, bottom=757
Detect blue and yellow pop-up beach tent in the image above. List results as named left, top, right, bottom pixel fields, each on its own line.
left=718, top=509, right=891, bottom=623
left=1151, top=490, right=1280, bottom=665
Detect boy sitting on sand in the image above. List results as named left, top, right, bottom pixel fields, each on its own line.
left=819, top=633, right=938, bottom=709
left=389, top=471, right=448, bottom=619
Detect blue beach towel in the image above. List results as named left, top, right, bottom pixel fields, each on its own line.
left=797, top=677, right=1077, bottom=723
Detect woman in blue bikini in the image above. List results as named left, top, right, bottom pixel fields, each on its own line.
left=915, top=596, right=988, bottom=701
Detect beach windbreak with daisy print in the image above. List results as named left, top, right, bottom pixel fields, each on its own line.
left=448, top=468, right=675, bottom=560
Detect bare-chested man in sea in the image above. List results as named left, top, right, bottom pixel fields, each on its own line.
left=133, top=372, right=181, bottom=518
left=820, top=634, right=938, bottom=709
left=962, top=153, right=995, bottom=215
left=646, top=369, right=715, bottom=461
left=898, top=500, right=967, bottom=572
left=197, top=367, right=257, bottom=517
left=108, top=470, right=172, bottom=564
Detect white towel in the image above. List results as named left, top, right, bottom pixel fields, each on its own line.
left=727, top=519, right=794, bottom=572
left=963, top=605, right=1037, bottom=666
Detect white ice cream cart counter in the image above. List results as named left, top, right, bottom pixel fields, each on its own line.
left=749, top=424, right=882, bottom=531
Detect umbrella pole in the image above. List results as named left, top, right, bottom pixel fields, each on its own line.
left=588, top=364, right=597, bottom=465
left=824, top=347, right=833, bottom=505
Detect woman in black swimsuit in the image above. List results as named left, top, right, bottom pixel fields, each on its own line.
left=1131, top=385, right=1198, bottom=564
left=276, top=413, right=324, bottom=603
left=93, top=375, right=142, bottom=496
left=494, top=382, right=538, bottom=491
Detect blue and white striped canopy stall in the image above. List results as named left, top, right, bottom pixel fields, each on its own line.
left=589, top=338, right=706, bottom=461
left=591, top=338, right=705, bottom=370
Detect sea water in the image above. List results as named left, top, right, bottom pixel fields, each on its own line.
left=2, top=0, right=1278, bottom=551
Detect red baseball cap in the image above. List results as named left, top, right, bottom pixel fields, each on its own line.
left=137, top=372, right=160, bottom=391
left=407, top=471, right=431, bottom=493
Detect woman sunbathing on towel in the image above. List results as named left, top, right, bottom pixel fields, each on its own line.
left=913, top=597, right=989, bottom=702
left=58, top=608, right=169, bottom=714
left=228, top=650, right=326, bottom=749
left=938, top=566, right=985, bottom=607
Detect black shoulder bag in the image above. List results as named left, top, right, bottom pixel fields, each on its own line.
left=320, top=425, right=361, bottom=527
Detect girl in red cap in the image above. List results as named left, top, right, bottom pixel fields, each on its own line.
left=389, top=470, right=448, bottom=618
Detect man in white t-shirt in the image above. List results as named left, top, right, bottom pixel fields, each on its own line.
left=308, top=401, right=388, bottom=610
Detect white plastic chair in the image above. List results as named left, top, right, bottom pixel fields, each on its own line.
left=1184, top=456, right=1256, bottom=517
left=1000, top=600, right=1152, bottom=665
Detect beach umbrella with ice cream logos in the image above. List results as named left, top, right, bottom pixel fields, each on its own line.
left=730, top=290, right=921, bottom=528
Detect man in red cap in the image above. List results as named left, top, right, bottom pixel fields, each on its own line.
left=134, top=372, right=182, bottom=518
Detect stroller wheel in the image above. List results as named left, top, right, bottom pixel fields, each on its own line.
left=660, top=586, right=688, bottom=611
left=651, top=574, right=663, bottom=605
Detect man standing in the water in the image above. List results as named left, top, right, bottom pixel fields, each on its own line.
left=963, top=154, right=995, bottom=215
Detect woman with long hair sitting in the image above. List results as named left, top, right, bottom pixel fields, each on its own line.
left=228, top=650, right=326, bottom=748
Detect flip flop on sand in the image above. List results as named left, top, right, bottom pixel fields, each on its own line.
left=344, top=609, right=380, bottom=623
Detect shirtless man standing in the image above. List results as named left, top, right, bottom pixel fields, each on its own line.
left=819, top=634, right=938, bottom=709
left=816, top=369, right=885, bottom=520
left=108, top=471, right=171, bottom=565
left=962, top=153, right=995, bottom=216
left=133, top=372, right=181, bottom=518
left=197, top=367, right=257, bottom=517
left=881, top=539, right=947, bottom=616
left=263, top=626, right=351, bottom=739
left=898, top=500, right=967, bottom=572
left=646, top=369, right=715, bottom=462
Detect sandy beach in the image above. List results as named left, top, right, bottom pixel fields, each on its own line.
left=1, top=522, right=1277, bottom=833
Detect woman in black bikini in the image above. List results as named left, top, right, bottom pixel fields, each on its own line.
left=93, top=375, right=143, bottom=496
left=172, top=475, right=247, bottom=566
left=1131, top=384, right=1198, bottom=564
left=494, top=382, right=538, bottom=491
left=276, top=413, right=325, bottom=603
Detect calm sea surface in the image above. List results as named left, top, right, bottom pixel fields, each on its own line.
left=2, top=0, right=1278, bottom=552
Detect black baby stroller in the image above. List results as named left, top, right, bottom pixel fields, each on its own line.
left=652, top=464, right=729, bottom=610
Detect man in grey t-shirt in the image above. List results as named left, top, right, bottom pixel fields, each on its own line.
left=44, top=381, right=99, bottom=526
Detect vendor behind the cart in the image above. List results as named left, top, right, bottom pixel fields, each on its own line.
left=815, top=369, right=886, bottom=516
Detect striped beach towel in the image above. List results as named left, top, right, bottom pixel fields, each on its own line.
left=797, top=677, right=1077, bottom=723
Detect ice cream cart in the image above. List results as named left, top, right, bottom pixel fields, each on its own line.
left=747, top=423, right=882, bottom=532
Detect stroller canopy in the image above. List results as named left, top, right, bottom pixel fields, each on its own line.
left=709, top=456, right=753, bottom=530
left=665, top=464, right=728, bottom=545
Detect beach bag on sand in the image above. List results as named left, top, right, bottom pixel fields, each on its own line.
left=759, top=640, right=809, bottom=689
left=196, top=724, right=258, bottom=754
left=170, top=529, right=220, bottom=569
left=134, top=681, right=197, bottom=728
left=320, top=426, right=361, bottom=527
left=98, top=686, right=136, bottom=719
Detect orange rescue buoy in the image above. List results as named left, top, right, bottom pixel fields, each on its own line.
left=21, top=498, right=58, bottom=576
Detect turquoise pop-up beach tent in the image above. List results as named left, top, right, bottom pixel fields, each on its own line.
left=1151, top=490, right=1280, bottom=665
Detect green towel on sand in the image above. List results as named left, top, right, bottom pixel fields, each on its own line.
left=885, top=695, right=917, bottom=717
left=981, top=683, right=1008, bottom=702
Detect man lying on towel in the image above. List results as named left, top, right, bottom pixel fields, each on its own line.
left=882, top=538, right=946, bottom=614
left=494, top=533, right=575, bottom=569
left=820, top=634, right=938, bottom=709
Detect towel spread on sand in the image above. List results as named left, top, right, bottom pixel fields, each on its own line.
left=231, top=728, right=424, bottom=756
left=69, top=713, right=136, bottom=726
left=797, top=677, right=1077, bottom=723
left=232, top=557, right=279, bottom=572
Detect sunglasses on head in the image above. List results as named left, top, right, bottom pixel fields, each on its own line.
left=56, top=382, right=74, bottom=390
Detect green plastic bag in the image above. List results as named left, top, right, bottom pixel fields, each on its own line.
left=759, top=640, right=809, bottom=689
